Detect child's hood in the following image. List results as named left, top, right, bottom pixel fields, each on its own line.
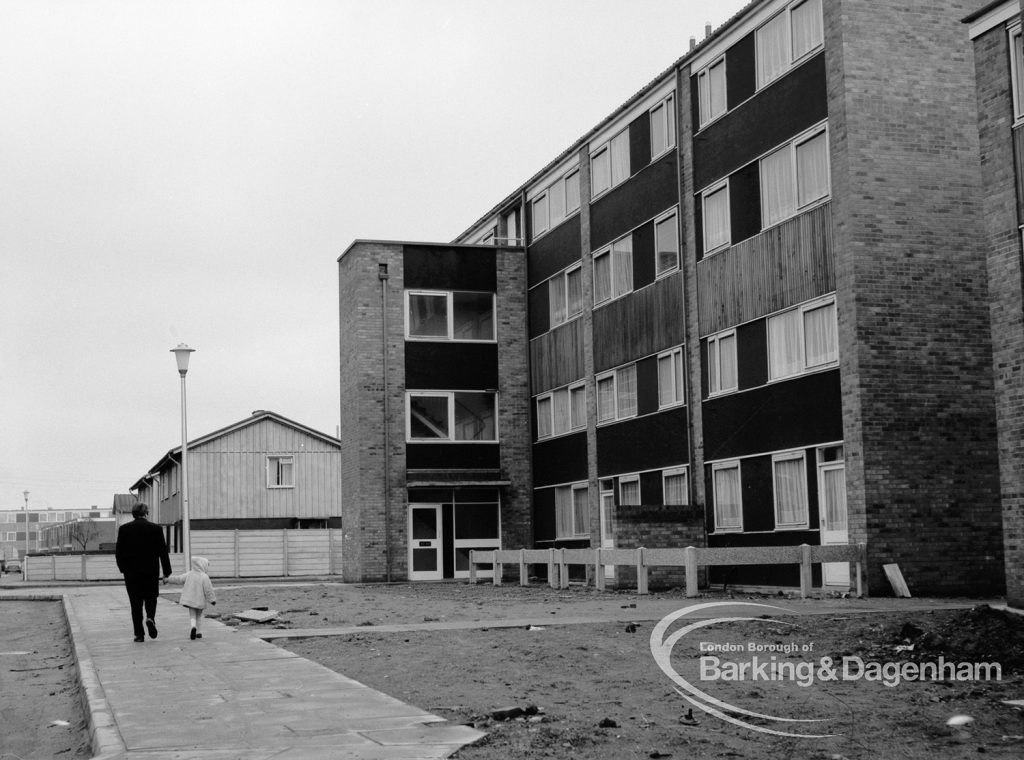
left=191, top=556, right=209, bottom=574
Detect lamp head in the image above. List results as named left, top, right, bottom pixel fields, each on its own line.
left=171, top=343, right=195, bottom=375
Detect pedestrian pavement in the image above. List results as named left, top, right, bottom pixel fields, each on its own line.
left=1, top=584, right=484, bottom=760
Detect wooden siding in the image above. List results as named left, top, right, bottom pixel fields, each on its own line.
left=529, top=317, right=586, bottom=394
left=697, top=202, right=834, bottom=335
left=184, top=418, right=341, bottom=521
left=1015, top=124, right=1024, bottom=225
left=593, top=271, right=685, bottom=372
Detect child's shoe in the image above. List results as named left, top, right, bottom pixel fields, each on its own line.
left=190, top=627, right=197, bottom=640
left=196, top=633, right=203, bottom=639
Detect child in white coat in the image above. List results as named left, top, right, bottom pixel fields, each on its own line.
left=166, top=556, right=217, bottom=640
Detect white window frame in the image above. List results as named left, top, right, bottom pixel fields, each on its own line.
left=549, top=264, right=584, bottom=328
left=701, top=180, right=731, bottom=254
left=697, top=56, right=728, bottom=127
left=654, top=209, right=680, bottom=277
left=532, top=193, right=549, bottom=238
left=663, top=467, right=689, bottom=506
left=767, top=296, right=838, bottom=381
left=592, top=235, right=633, bottom=306
left=756, top=0, right=823, bottom=91
left=759, top=123, right=830, bottom=230
left=555, top=483, right=590, bottom=539
left=649, top=93, right=676, bottom=158
left=1011, top=23, right=1024, bottom=123
left=712, top=461, right=743, bottom=532
left=405, top=290, right=496, bottom=342
left=619, top=474, right=641, bottom=506
left=536, top=382, right=587, bottom=440
left=531, top=167, right=582, bottom=241
left=772, top=450, right=809, bottom=529
left=590, top=128, right=630, bottom=199
left=406, top=391, right=499, bottom=443
left=707, top=330, right=738, bottom=396
left=657, top=347, right=686, bottom=409
left=596, top=364, right=638, bottom=424
left=267, top=455, right=295, bottom=489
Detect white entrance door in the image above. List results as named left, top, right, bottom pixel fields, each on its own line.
left=409, top=505, right=443, bottom=581
left=819, top=461, right=849, bottom=586
left=599, top=488, right=615, bottom=580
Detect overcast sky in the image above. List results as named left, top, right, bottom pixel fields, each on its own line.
left=1, top=0, right=749, bottom=511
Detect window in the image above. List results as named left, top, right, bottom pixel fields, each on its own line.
left=536, top=383, right=586, bottom=440
left=593, top=236, right=633, bottom=306
left=532, top=194, right=549, bottom=237
left=407, top=392, right=497, bottom=441
left=650, top=94, right=676, bottom=157
left=760, top=126, right=830, bottom=228
left=565, top=169, right=580, bottom=214
left=655, top=211, right=679, bottom=275
left=757, top=0, right=823, bottom=89
left=531, top=167, right=581, bottom=240
left=658, top=347, right=685, bottom=408
left=702, top=182, right=730, bottom=253
left=267, top=456, right=295, bottom=488
left=549, top=265, right=583, bottom=327
left=712, top=462, right=743, bottom=531
left=663, top=468, right=689, bottom=506
left=697, top=57, right=727, bottom=126
left=591, top=128, right=629, bottom=197
left=406, top=291, right=495, bottom=341
left=1012, top=25, right=1024, bottom=121
left=768, top=298, right=838, bottom=380
left=596, top=364, right=637, bottom=423
left=707, top=331, right=738, bottom=395
left=555, top=483, right=590, bottom=538
left=619, top=476, right=641, bottom=506
left=773, top=451, right=809, bottom=528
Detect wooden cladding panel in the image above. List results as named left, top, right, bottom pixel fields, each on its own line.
left=529, top=317, right=586, bottom=393
left=697, top=202, right=834, bottom=335
left=593, top=272, right=685, bottom=372
left=1014, top=125, right=1024, bottom=226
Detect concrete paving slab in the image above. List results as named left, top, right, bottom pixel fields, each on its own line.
left=1, top=585, right=483, bottom=759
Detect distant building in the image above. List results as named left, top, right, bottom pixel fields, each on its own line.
left=0, top=507, right=108, bottom=561
left=38, top=516, right=117, bottom=553
left=129, top=410, right=342, bottom=551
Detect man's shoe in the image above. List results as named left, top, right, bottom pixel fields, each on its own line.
left=133, top=635, right=145, bottom=642
left=146, top=619, right=158, bottom=639
left=195, top=633, right=203, bottom=639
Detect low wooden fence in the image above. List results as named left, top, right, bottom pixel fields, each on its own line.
left=24, top=529, right=343, bottom=581
left=469, top=543, right=867, bottom=598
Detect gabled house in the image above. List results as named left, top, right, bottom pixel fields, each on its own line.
left=130, top=410, right=342, bottom=552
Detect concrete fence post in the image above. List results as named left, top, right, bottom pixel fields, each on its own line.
left=856, top=542, right=866, bottom=598
left=559, top=548, right=569, bottom=589
left=799, top=544, right=812, bottom=598
left=234, top=530, right=240, bottom=578
left=548, top=549, right=557, bottom=589
left=282, top=529, right=289, bottom=577
left=636, top=547, right=649, bottom=595
left=685, top=546, right=698, bottom=598
left=468, top=550, right=477, bottom=584
left=595, top=548, right=604, bottom=592
left=493, top=552, right=502, bottom=587
left=519, top=549, right=528, bottom=586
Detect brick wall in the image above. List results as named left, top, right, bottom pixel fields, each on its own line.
left=827, top=0, right=1004, bottom=595
left=973, top=22, right=1024, bottom=607
left=611, top=504, right=705, bottom=590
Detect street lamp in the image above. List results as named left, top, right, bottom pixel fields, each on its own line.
left=22, top=490, right=29, bottom=567
left=171, top=343, right=195, bottom=568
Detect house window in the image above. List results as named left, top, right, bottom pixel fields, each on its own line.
left=757, top=0, right=823, bottom=89
left=549, top=265, right=583, bottom=327
left=702, top=182, right=730, bottom=253
left=596, top=364, right=637, bottom=423
left=663, top=468, right=689, bottom=506
left=406, top=291, right=495, bottom=341
left=697, top=57, right=727, bottom=126
left=536, top=395, right=553, bottom=439
left=593, top=236, right=633, bottom=305
left=619, top=476, right=641, bottom=506
left=532, top=193, right=549, bottom=237
left=655, top=211, right=680, bottom=276
left=713, top=461, right=743, bottom=531
left=773, top=451, right=809, bottom=528
left=570, top=384, right=586, bottom=429
left=565, top=169, right=581, bottom=213
left=760, top=125, right=830, bottom=229
left=591, top=129, right=629, bottom=197
left=658, top=347, right=685, bottom=408
left=768, top=297, right=838, bottom=380
left=650, top=94, right=676, bottom=158
left=1012, top=25, right=1024, bottom=121
left=267, top=456, right=295, bottom=488
left=503, top=208, right=520, bottom=245
left=555, top=483, right=590, bottom=538
left=533, top=167, right=581, bottom=240
left=407, top=392, right=497, bottom=442
left=707, top=330, right=738, bottom=395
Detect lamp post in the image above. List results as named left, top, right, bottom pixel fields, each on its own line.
left=22, top=490, right=29, bottom=565
left=171, top=343, right=195, bottom=568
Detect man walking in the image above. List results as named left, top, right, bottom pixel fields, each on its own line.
left=115, top=503, right=172, bottom=642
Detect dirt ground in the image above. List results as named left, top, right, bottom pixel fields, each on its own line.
left=201, top=582, right=1024, bottom=760
left=0, top=600, right=91, bottom=760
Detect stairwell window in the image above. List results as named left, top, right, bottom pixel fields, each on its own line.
left=555, top=483, right=590, bottom=538
left=407, top=392, right=497, bottom=442
left=712, top=461, right=743, bottom=532
left=267, top=456, right=294, bottom=488
left=707, top=330, right=738, bottom=396
left=757, top=0, right=823, bottom=90
left=697, top=57, right=727, bottom=127
left=406, top=291, right=495, bottom=342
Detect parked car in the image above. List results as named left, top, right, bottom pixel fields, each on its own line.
left=5, top=558, right=21, bottom=574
